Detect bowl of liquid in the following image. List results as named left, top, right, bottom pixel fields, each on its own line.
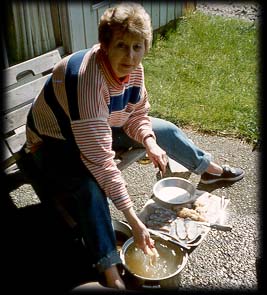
left=153, top=177, right=197, bottom=209
left=120, top=235, right=188, bottom=282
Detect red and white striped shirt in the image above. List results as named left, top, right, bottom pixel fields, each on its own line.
left=26, top=44, right=155, bottom=211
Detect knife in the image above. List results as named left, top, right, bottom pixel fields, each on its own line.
left=195, top=222, right=232, bottom=231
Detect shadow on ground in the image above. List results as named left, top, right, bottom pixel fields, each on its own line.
left=1, top=173, right=99, bottom=295
left=196, top=181, right=234, bottom=192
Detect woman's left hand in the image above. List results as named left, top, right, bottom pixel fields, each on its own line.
left=144, top=136, right=168, bottom=175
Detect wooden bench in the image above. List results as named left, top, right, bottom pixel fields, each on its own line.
left=1, top=49, right=146, bottom=229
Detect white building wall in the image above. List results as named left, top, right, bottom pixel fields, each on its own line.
left=66, top=1, right=183, bottom=52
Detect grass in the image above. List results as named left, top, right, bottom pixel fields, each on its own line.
left=143, top=11, right=260, bottom=143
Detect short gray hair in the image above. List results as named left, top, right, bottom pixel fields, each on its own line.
left=98, top=2, right=153, bottom=53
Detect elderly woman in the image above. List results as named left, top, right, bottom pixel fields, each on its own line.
left=25, top=2, right=244, bottom=289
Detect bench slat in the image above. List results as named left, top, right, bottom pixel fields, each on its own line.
left=3, top=50, right=61, bottom=87
left=3, top=104, right=31, bottom=134
left=5, top=132, right=26, bottom=154
left=3, top=75, right=50, bottom=112
left=117, top=148, right=146, bottom=170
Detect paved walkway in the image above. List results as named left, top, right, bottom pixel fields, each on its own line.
left=112, top=128, right=260, bottom=291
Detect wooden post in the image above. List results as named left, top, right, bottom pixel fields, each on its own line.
left=182, top=1, right=196, bottom=16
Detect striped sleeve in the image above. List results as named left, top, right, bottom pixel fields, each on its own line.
left=71, top=119, right=132, bottom=210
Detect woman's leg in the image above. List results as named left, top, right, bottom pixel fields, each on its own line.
left=149, top=117, right=246, bottom=183
left=112, top=127, right=143, bottom=151
left=112, top=120, right=213, bottom=175
left=150, top=117, right=212, bottom=175
left=71, top=176, right=125, bottom=289
left=31, top=139, right=124, bottom=288
left=72, top=177, right=121, bottom=272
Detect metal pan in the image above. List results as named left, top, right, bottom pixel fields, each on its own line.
left=153, top=177, right=197, bottom=209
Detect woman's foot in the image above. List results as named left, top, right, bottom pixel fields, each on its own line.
left=200, top=165, right=244, bottom=184
left=104, top=265, right=126, bottom=289
left=205, top=162, right=223, bottom=175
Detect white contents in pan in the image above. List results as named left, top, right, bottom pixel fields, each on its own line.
left=157, top=187, right=190, bottom=203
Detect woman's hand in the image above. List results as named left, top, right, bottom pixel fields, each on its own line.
left=144, top=136, right=168, bottom=175
left=131, top=219, right=154, bottom=254
left=122, top=207, right=154, bottom=254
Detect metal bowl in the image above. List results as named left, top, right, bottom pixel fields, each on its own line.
left=112, top=220, right=132, bottom=253
left=112, top=219, right=132, bottom=237
left=153, top=177, right=197, bottom=209
left=120, top=235, right=188, bottom=282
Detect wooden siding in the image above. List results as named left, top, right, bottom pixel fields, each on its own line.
left=67, top=1, right=184, bottom=52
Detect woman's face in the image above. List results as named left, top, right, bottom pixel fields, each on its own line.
left=105, top=30, right=145, bottom=78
